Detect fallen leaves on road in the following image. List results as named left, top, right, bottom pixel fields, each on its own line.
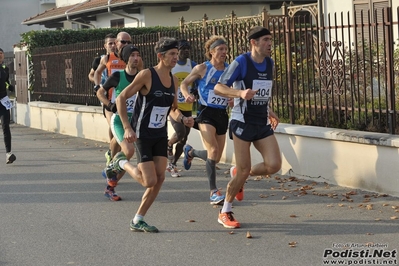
left=289, top=241, right=297, bottom=247
left=246, top=231, right=252, bottom=238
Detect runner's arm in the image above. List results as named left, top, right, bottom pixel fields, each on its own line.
left=170, top=75, right=194, bottom=127
left=94, top=57, right=107, bottom=86
left=116, top=69, right=150, bottom=131
left=181, top=63, right=205, bottom=102
left=96, top=72, right=120, bottom=111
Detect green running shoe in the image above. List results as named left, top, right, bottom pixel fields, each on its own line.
left=112, top=152, right=127, bottom=172
left=129, top=220, right=159, bottom=233
left=104, top=149, right=112, bottom=166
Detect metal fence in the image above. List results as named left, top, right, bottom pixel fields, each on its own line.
left=30, top=6, right=399, bottom=133
left=3, top=51, right=15, bottom=98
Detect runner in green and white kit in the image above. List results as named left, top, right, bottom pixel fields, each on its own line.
left=97, top=44, right=142, bottom=201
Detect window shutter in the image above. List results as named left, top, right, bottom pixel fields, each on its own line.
left=354, top=3, right=371, bottom=43
left=373, top=0, right=389, bottom=43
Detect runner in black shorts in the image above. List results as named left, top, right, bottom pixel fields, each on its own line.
left=180, top=35, right=230, bottom=205
left=214, top=26, right=282, bottom=229
left=103, top=37, right=194, bottom=232
left=166, top=40, right=197, bottom=177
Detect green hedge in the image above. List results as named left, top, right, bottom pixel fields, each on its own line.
left=20, top=26, right=178, bottom=50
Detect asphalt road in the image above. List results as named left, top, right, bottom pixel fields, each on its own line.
left=1, top=125, right=398, bottom=266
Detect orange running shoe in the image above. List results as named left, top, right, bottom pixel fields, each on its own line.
left=218, top=210, right=241, bottom=228
left=230, top=166, right=244, bottom=201
left=104, top=186, right=121, bottom=201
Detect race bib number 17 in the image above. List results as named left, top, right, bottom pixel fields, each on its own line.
left=148, top=106, right=169, bottom=128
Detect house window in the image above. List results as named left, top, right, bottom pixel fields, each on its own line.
left=353, top=0, right=390, bottom=43
left=111, top=18, right=124, bottom=28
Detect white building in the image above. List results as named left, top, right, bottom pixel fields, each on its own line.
left=322, top=0, right=399, bottom=46
left=0, top=0, right=55, bottom=52
left=21, top=0, right=315, bottom=29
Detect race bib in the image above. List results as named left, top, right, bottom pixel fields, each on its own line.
left=148, top=106, right=169, bottom=128
left=126, top=95, right=136, bottom=113
left=207, top=90, right=228, bottom=107
left=0, top=96, right=12, bottom=110
left=252, top=80, right=272, bottom=101
left=177, top=87, right=186, bottom=103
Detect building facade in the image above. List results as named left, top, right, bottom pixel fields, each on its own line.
left=0, top=0, right=55, bottom=52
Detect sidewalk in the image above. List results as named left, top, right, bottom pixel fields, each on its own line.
left=1, top=124, right=398, bottom=266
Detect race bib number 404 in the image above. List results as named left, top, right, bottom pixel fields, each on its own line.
left=149, top=106, right=169, bottom=129
left=0, top=96, right=13, bottom=110
left=252, top=80, right=272, bottom=101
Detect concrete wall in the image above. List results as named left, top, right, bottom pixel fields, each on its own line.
left=16, top=101, right=399, bottom=197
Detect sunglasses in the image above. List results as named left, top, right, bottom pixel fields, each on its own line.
left=119, top=40, right=132, bottom=44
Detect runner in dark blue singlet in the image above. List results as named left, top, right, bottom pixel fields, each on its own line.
left=214, top=26, right=282, bottom=229
left=103, top=37, right=194, bottom=232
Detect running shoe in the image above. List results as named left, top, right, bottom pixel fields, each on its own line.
left=111, top=152, right=127, bottom=172
left=167, top=144, right=174, bottom=161
left=104, top=185, right=121, bottom=201
left=166, top=163, right=181, bottom=177
left=210, top=189, right=225, bottom=205
left=218, top=210, right=241, bottom=228
left=102, top=169, right=118, bottom=187
left=183, top=144, right=193, bottom=170
left=6, top=153, right=16, bottom=164
left=129, top=220, right=159, bottom=233
left=104, top=149, right=112, bottom=166
left=230, top=166, right=244, bottom=201
left=166, top=162, right=173, bottom=172
left=170, top=165, right=181, bottom=177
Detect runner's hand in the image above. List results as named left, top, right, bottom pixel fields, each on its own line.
left=185, top=94, right=196, bottom=103
left=240, top=89, right=258, bottom=100
left=182, top=116, right=194, bottom=128
left=269, top=111, right=279, bottom=130
left=124, top=127, right=137, bottom=143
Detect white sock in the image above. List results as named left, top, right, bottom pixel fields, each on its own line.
left=221, top=202, right=233, bottom=213
left=133, top=214, right=144, bottom=224
left=118, top=159, right=128, bottom=170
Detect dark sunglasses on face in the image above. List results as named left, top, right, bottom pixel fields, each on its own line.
left=119, top=40, right=132, bottom=44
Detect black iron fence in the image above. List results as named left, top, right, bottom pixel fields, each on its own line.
left=29, top=6, right=399, bottom=133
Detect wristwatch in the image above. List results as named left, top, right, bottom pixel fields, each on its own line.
left=93, top=84, right=101, bottom=92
